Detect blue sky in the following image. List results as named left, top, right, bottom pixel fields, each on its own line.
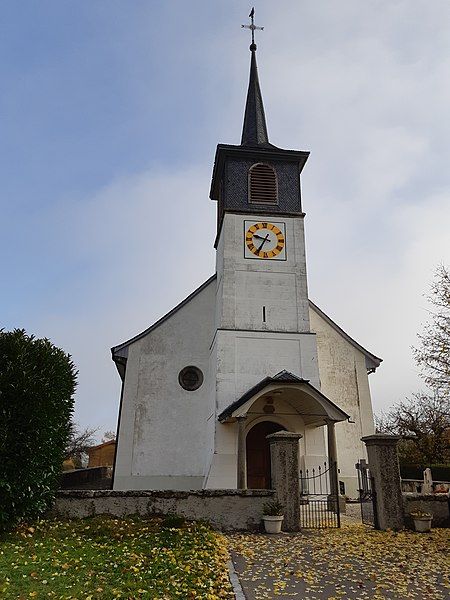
left=2, top=1, right=449, bottom=438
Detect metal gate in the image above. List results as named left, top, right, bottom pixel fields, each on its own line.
left=356, top=459, right=379, bottom=528
left=299, top=461, right=340, bottom=528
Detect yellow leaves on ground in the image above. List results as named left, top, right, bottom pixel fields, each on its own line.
left=0, top=516, right=234, bottom=599
left=228, top=522, right=450, bottom=599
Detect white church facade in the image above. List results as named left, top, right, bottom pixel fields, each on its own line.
left=111, top=39, right=381, bottom=499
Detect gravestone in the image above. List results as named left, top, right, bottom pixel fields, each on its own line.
left=422, top=468, right=433, bottom=494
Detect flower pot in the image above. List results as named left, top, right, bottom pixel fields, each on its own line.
left=413, top=516, right=432, bottom=533
left=263, top=515, right=284, bottom=534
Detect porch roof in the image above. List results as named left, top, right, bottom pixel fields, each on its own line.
left=218, top=370, right=351, bottom=426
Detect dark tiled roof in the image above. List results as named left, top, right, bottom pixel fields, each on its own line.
left=272, top=370, right=305, bottom=382
left=241, top=48, right=272, bottom=148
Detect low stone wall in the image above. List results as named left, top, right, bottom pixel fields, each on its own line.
left=50, top=489, right=275, bottom=531
left=403, top=493, right=450, bottom=528
left=401, top=479, right=423, bottom=494
left=60, top=467, right=112, bottom=490
left=401, top=479, right=450, bottom=494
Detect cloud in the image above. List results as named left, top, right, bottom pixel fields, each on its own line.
left=305, top=186, right=449, bottom=412
left=4, top=1, right=450, bottom=432
left=35, top=165, right=216, bottom=433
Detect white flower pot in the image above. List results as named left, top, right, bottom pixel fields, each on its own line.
left=263, top=515, right=284, bottom=533
left=413, top=516, right=432, bottom=533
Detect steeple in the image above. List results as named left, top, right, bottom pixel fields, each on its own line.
left=241, top=48, right=270, bottom=147
left=209, top=9, right=310, bottom=228
left=240, top=9, right=270, bottom=147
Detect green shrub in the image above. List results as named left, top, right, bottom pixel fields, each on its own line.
left=400, top=464, right=450, bottom=481
left=0, top=329, right=77, bottom=530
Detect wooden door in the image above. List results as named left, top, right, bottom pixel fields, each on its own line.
left=246, top=421, right=286, bottom=489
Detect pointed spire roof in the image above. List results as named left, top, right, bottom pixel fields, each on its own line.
left=241, top=45, right=271, bottom=147
left=209, top=14, right=310, bottom=203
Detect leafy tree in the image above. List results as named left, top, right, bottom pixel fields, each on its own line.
left=0, top=329, right=77, bottom=530
left=413, top=265, right=450, bottom=393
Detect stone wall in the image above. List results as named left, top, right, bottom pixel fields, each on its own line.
left=60, top=467, right=112, bottom=490
left=403, top=494, right=450, bottom=528
left=401, top=479, right=450, bottom=494
left=50, top=489, right=275, bottom=531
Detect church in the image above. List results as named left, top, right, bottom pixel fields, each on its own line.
left=111, top=30, right=382, bottom=499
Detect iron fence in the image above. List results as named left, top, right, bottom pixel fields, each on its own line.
left=356, top=459, right=379, bottom=528
left=299, top=461, right=340, bottom=528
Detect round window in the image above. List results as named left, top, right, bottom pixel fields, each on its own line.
left=178, top=366, right=203, bottom=391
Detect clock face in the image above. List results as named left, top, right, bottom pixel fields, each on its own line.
left=244, top=221, right=286, bottom=260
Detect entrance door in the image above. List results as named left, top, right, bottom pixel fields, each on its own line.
left=246, top=421, right=286, bottom=489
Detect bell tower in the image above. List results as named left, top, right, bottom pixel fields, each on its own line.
left=206, top=14, right=323, bottom=488
left=209, top=20, right=312, bottom=336
left=210, top=40, right=309, bottom=236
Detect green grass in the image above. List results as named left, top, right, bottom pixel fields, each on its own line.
left=0, top=516, right=233, bottom=599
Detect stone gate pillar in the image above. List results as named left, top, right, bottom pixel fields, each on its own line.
left=267, top=432, right=302, bottom=532
left=361, top=434, right=404, bottom=530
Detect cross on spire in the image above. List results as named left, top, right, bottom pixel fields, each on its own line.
left=241, top=7, right=264, bottom=51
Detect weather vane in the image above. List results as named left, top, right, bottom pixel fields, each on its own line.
left=241, top=7, right=264, bottom=50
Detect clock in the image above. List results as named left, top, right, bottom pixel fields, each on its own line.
left=244, top=221, right=286, bottom=260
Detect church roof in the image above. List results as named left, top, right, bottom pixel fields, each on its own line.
left=309, top=300, right=382, bottom=372
left=271, top=370, right=305, bottom=382
left=218, top=370, right=351, bottom=423
left=111, top=274, right=382, bottom=378
left=111, top=275, right=217, bottom=378
left=241, top=45, right=272, bottom=148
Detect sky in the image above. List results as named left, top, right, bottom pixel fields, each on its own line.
left=2, top=1, right=449, bottom=439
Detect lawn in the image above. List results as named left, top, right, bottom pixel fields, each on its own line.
left=0, top=516, right=234, bottom=599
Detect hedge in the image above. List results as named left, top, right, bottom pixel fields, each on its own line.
left=0, top=329, right=77, bottom=530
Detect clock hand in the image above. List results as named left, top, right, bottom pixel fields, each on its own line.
left=253, top=233, right=269, bottom=241
left=256, top=234, right=270, bottom=253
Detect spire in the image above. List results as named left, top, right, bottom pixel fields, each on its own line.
left=241, top=48, right=270, bottom=146
left=241, top=9, right=270, bottom=147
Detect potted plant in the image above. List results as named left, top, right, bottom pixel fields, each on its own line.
left=410, top=509, right=433, bottom=533
left=262, top=500, right=284, bottom=533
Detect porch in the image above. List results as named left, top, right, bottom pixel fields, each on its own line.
left=217, top=371, right=350, bottom=492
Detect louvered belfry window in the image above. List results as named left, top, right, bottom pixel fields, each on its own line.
left=248, top=163, right=278, bottom=204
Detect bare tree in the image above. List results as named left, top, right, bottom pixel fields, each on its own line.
left=65, top=422, right=98, bottom=468
left=376, top=392, right=450, bottom=465
left=413, top=265, right=450, bottom=393
left=101, top=430, right=116, bottom=443
left=377, top=265, right=450, bottom=465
